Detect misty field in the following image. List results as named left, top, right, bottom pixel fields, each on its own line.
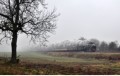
left=0, top=51, right=120, bottom=75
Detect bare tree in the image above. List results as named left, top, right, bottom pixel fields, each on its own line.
left=99, top=41, right=108, bottom=51
left=0, top=0, right=58, bottom=63
left=108, top=41, right=118, bottom=51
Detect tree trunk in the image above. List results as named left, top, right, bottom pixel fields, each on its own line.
left=10, top=31, right=18, bottom=63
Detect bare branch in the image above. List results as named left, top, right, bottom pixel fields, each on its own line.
left=0, top=13, right=12, bottom=21
left=0, top=0, right=58, bottom=45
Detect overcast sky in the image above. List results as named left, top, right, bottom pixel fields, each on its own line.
left=1, top=0, right=120, bottom=52
left=47, top=0, right=120, bottom=43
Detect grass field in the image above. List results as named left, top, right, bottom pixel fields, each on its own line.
left=0, top=51, right=120, bottom=75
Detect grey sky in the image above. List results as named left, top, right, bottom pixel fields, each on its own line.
left=47, top=0, right=120, bottom=43
left=0, top=0, right=120, bottom=52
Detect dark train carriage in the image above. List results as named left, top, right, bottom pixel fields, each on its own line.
left=76, top=42, right=97, bottom=52
left=85, top=42, right=97, bottom=52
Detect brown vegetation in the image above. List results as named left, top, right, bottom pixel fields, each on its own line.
left=0, top=61, right=116, bottom=75
left=0, top=52, right=120, bottom=75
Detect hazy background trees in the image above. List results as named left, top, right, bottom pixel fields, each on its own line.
left=108, top=41, right=118, bottom=51
left=44, top=37, right=120, bottom=52
left=99, top=41, right=108, bottom=51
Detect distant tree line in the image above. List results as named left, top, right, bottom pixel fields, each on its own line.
left=46, top=37, right=120, bottom=52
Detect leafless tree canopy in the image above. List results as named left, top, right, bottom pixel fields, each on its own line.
left=0, top=0, right=58, bottom=44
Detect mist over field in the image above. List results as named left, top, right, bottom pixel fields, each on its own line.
left=0, top=0, right=120, bottom=52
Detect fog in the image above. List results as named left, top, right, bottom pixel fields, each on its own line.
left=0, top=0, right=120, bottom=52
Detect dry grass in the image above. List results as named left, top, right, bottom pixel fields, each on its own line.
left=0, top=51, right=120, bottom=75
